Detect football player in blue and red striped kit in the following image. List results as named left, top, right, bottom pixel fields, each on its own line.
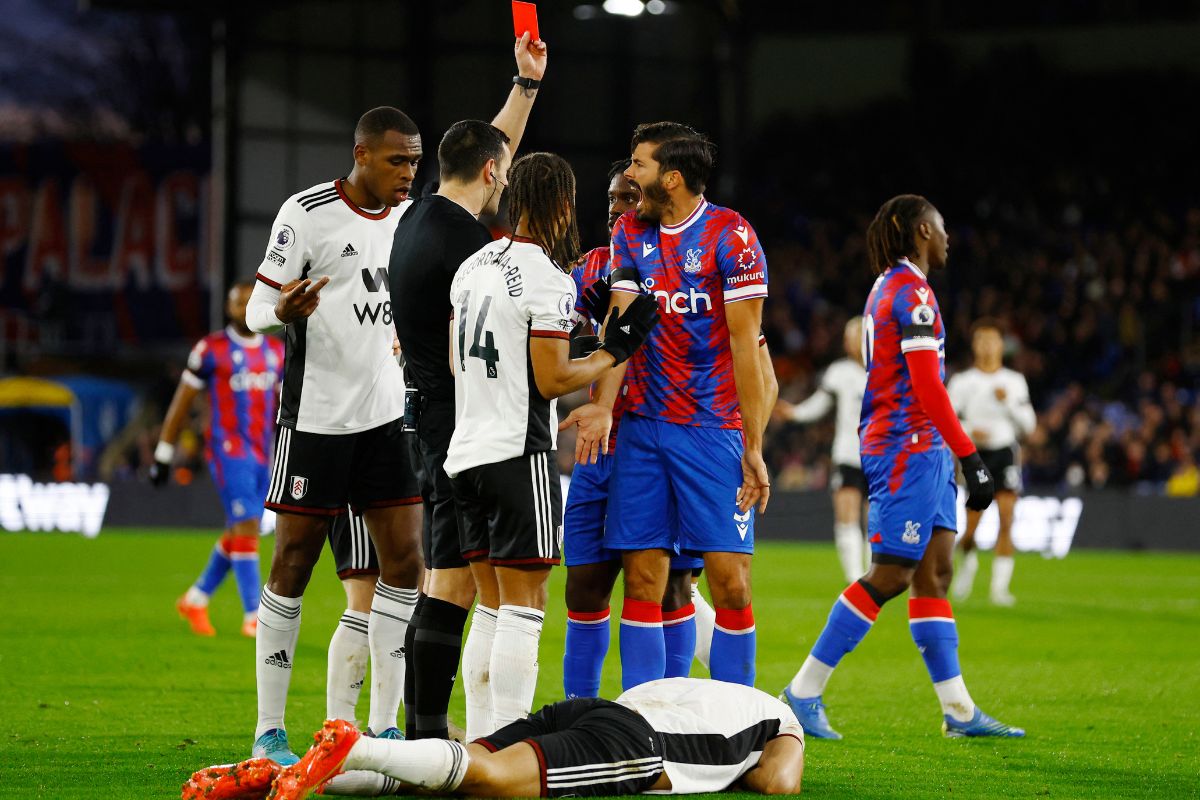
left=779, top=194, right=1024, bottom=739
left=152, top=281, right=284, bottom=637
left=562, top=160, right=710, bottom=697
left=562, top=123, right=771, bottom=690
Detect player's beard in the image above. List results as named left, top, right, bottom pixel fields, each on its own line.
left=636, top=179, right=671, bottom=224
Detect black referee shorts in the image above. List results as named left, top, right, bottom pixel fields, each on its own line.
left=409, top=399, right=468, bottom=570
left=475, top=698, right=663, bottom=797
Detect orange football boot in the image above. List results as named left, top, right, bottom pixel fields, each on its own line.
left=181, top=757, right=280, bottom=800
left=177, top=595, right=216, bottom=636
left=241, top=616, right=258, bottom=638
left=269, top=720, right=361, bottom=800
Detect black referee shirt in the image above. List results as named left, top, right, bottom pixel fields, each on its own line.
left=390, top=195, right=492, bottom=401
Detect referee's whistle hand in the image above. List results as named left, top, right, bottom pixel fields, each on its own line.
left=275, top=276, right=330, bottom=324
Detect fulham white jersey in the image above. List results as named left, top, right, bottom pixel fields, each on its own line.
left=250, top=179, right=410, bottom=435
left=444, top=236, right=577, bottom=477
left=615, top=678, right=804, bottom=795
left=789, top=357, right=866, bottom=468
left=947, top=366, right=1036, bottom=450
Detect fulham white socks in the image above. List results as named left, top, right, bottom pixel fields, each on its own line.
left=255, top=587, right=301, bottom=738
left=462, top=605, right=497, bottom=742
left=489, top=605, right=544, bottom=731
left=367, top=582, right=417, bottom=735
left=343, top=736, right=469, bottom=793
left=327, top=610, right=370, bottom=723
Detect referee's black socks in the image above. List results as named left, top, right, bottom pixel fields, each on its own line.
left=404, top=595, right=469, bottom=740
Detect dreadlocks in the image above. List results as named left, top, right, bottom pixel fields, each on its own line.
left=866, top=194, right=935, bottom=275
left=506, top=152, right=581, bottom=270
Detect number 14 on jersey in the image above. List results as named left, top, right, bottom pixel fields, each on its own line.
left=457, top=290, right=501, bottom=378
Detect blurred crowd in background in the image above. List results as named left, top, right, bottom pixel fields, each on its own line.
left=752, top=53, right=1200, bottom=496
left=4, top=33, right=1199, bottom=497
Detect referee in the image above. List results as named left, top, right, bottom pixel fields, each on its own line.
left=390, top=32, right=547, bottom=741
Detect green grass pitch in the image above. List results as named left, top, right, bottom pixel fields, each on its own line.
left=1, top=530, right=1197, bottom=799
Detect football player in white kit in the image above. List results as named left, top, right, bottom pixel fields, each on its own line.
left=244, top=106, right=425, bottom=762
left=946, top=320, right=1037, bottom=605
left=774, top=316, right=869, bottom=582
left=184, top=678, right=804, bottom=798
left=445, top=152, right=659, bottom=738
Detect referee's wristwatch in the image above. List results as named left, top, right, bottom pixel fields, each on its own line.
left=513, top=75, right=541, bottom=91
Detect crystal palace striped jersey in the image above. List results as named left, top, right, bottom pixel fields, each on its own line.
left=859, top=258, right=946, bottom=456
left=571, top=246, right=629, bottom=451
left=609, top=199, right=768, bottom=429
left=182, top=327, right=284, bottom=464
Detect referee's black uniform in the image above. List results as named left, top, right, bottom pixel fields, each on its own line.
left=390, top=194, right=492, bottom=570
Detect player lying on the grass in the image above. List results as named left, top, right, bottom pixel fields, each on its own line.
left=152, top=281, right=283, bottom=639
left=444, top=151, right=660, bottom=738
left=779, top=194, right=1024, bottom=740
left=773, top=316, right=869, bottom=583
left=181, top=677, right=804, bottom=799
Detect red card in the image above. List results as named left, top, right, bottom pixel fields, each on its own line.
left=512, top=1, right=539, bottom=41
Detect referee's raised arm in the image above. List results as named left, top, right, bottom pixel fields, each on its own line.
left=492, top=30, right=547, bottom=155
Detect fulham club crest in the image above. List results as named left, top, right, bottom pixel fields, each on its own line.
left=290, top=475, right=309, bottom=500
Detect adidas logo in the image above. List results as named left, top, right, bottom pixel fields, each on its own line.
left=620, top=325, right=631, bottom=334
left=341, top=243, right=358, bottom=257
left=351, top=679, right=364, bottom=690
left=264, top=649, right=292, bottom=669
left=389, top=647, right=405, bottom=659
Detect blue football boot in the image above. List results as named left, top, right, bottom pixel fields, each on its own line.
left=780, top=685, right=843, bottom=740
left=943, top=707, right=1025, bottom=738
left=366, top=726, right=405, bottom=741
left=251, top=727, right=300, bottom=765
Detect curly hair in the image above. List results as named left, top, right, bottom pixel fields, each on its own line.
left=505, top=152, right=581, bottom=270
left=865, top=194, right=935, bottom=275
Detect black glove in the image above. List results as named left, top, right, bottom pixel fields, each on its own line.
left=148, top=460, right=170, bottom=487
left=960, top=451, right=994, bottom=511
left=569, top=334, right=600, bottom=359
left=578, top=275, right=611, bottom=324
left=598, top=294, right=659, bottom=365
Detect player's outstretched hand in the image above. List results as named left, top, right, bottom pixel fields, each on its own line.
left=737, top=448, right=771, bottom=514
left=577, top=276, right=611, bottom=325
left=558, top=402, right=613, bottom=465
left=598, top=294, right=659, bottom=365
left=275, top=276, right=330, bottom=324
left=514, top=31, right=547, bottom=81
left=960, top=451, right=995, bottom=511
left=148, top=460, right=170, bottom=487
